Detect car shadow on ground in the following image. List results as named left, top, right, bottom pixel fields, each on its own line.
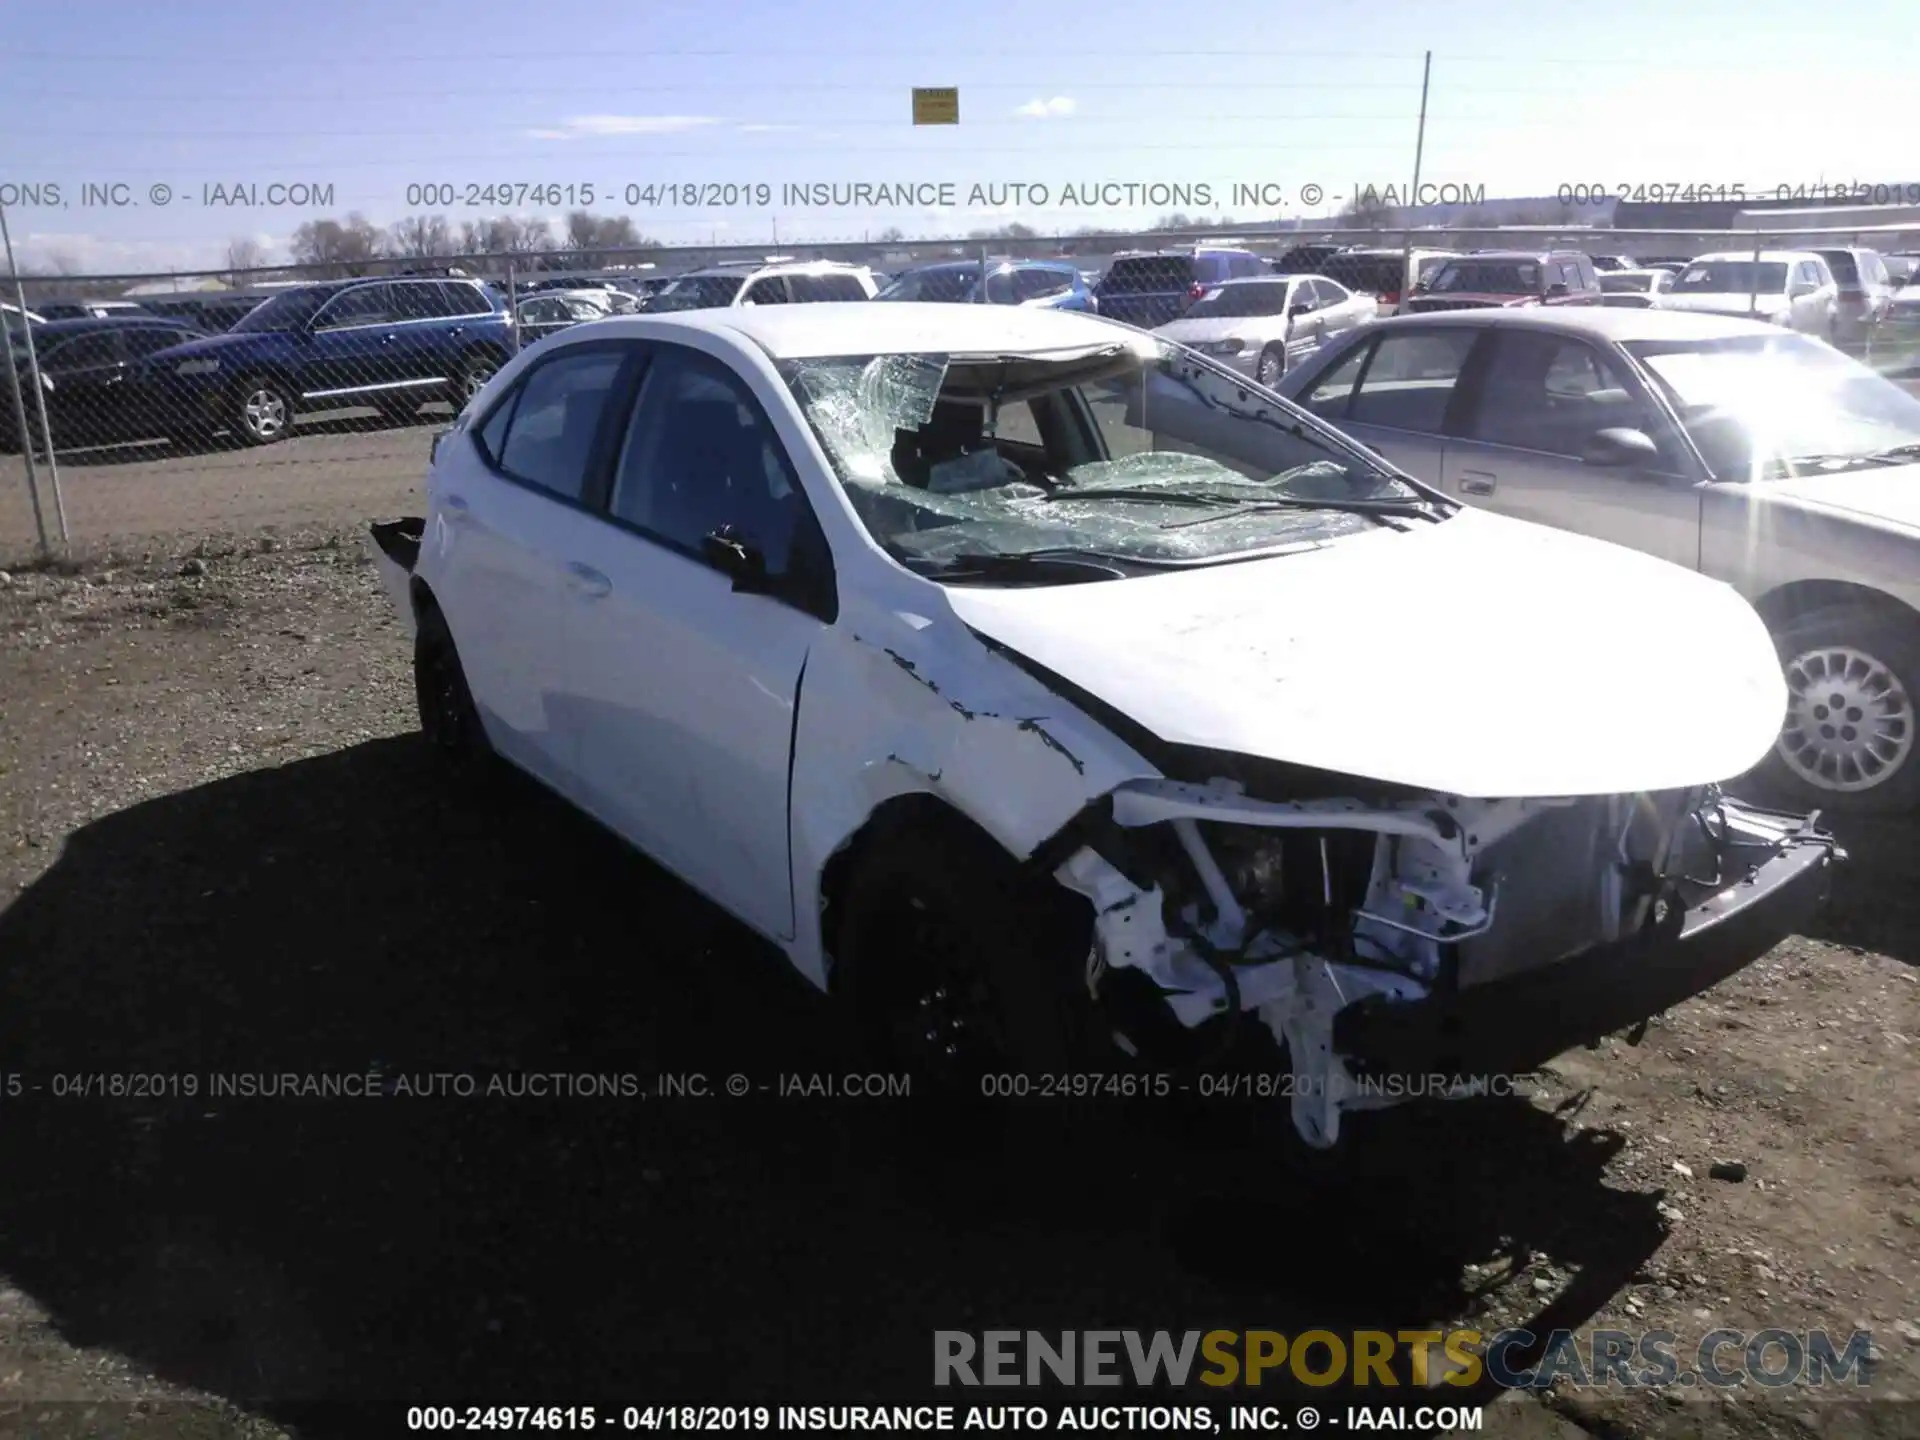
left=1804, top=812, right=1920, bottom=968
left=0, top=738, right=1666, bottom=1435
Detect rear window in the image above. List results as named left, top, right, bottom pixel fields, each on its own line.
left=1097, top=256, right=1195, bottom=293
left=1428, top=261, right=1541, bottom=295
left=1318, top=255, right=1404, bottom=294
left=788, top=273, right=869, bottom=302
left=649, top=274, right=746, bottom=311
left=1182, top=280, right=1292, bottom=318
left=1816, top=251, right=1861, bottom=285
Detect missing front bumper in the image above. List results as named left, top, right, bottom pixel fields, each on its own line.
left=1333, top=812, right=1839, bottom=1080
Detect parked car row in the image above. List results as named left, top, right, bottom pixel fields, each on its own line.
left=362, top=295, right=1859, bottom=1156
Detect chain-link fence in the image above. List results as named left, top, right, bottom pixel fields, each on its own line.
left=5, top=218, right=1920, bottom=560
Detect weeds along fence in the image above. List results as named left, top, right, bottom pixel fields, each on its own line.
left=4, top=220, right=1919, bottom=561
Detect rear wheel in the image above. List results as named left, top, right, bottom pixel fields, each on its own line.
left=414, top=601, right=493, bottom=771
left=452, top=353, right=500, bottom=409
left=1756, top=606, right=1920, bottom=813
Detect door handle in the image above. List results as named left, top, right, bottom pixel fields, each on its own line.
left=566, top=561, right=611, bottom=599
left=1458, top=472, right=1497, bottom=496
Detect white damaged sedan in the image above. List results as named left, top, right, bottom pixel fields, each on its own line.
left=369, top=302, right=1840, bottom=1148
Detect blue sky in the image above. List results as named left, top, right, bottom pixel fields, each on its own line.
left=3, top=0, right=1916, bottom=274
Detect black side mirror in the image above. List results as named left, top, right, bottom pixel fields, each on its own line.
left=1583, top=426, right=1661, bottom=468
left=1547, top=282, right=1569, bottom=298
left=701, top=527, right=774, bottom=593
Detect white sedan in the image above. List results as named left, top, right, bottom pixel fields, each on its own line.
left=368, top=303, right=1836, bottom=1149
left=1152, top=274, right=1375, bottom=386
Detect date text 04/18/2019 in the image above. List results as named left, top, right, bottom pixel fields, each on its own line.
left=1556, top=181, right=1920, bottom=206
left=404, top=1404, right=1482, bottom=1432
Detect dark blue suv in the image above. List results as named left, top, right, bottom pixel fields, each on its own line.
left=142, top=276, right=514, bottom=445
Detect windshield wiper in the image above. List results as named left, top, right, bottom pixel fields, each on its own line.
left=1159, top=494, right=1440, bottom=530
left=1045, top=486, right=1268, bottom=507
left=901, top=548, right=1143, bottom=583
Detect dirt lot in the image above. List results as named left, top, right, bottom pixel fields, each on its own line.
left=0, top=435, right=1917, bottom=1440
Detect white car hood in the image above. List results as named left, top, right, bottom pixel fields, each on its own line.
left=1659, top=292, right=1786, bottom=319
left=1154, top=317, right=1269, bottom=344
left=1761, top=461, right=1920, bottom=533
left=944, top=508, right=1787, bottom=798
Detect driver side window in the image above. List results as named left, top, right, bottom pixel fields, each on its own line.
left=313, top=284, right=395, bottom=330
left=1468, top=333, right=1664, bottom=461
left=606, top=346, right=818, bottom=582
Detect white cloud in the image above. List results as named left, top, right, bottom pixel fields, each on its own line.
left=11, top=230, right=288, bottom=276
left=528, top=115, right=722, bottom=140
left=1013, top=97, right=1076, bottom=119
left=737, top=123, right=801, bottom=134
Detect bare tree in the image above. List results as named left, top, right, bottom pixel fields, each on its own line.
left=224, top=237, right=267, bottom=286
left=876, top=226, right=907, bottom=244
left=289, top=212, right=385, bottom=275
left=388, top=215, right=455, bottom=260
left=1340, top=190, right=1396, bottom=230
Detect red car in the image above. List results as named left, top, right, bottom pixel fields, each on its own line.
left=1403, top=250, right=1604, bottom=313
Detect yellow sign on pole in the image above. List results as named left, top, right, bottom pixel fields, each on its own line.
left=912, top=88, right=959, bottom=125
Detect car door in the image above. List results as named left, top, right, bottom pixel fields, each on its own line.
left=1293, top=325, right=1480, bottom=477
left=558, top=340, right=834, bottom=941
left=304, top=283, right=401, bottom=397
left=36, top=330, right=127, bottom=444
left=430, top=341, right=634, bottom=793
left=387, top=280, right=466, bottom=391
left=1313, top=278, right=1368, bottom=342
left=1437, top=329, right=1703, bottom=567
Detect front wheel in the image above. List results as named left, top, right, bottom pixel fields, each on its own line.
left=233, top=375, right=294, bottom=446
left=1756, top=606, right=1920, bottom=813
left=834, top=824, right=1105, bottom=1096
left=1256, top=345, right=1287, bottom=387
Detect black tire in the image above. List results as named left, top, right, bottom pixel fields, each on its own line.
left=232, top=374, right=295, bottom=446
left=451, top=352, right=501, bottom=409
left=833, top=821, right=1106, bottom=1096
left=1255, top=345, right=1287, bottom=387
left=1750, top=605, right=1920, bottom=815
left=414, top=601, right=493, bottom=769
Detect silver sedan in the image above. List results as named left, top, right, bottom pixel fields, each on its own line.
left=1152, top=274, right=1376, bottom=386
left=1275, top=306, right=1920, bottom=812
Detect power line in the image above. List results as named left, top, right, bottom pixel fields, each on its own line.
left=19, top=115, right=1546, bottom=139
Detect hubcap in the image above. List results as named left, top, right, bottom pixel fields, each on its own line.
left=889, top=897, right=1002, bottom=1078
left=1259, top=353, right=1282, bottom=383
left=463, top=364, right=496, bottom=400
left=1776, top=644, right=1914, bottom=792
left=243, top=388, right=286, bottom=439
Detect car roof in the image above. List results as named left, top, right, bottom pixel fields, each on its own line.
left=598, top=301, right=1128, bottom=360
left=22, top=315, right=199, bottom=338
left=1449, top=250, right=1583, bottom=261
left=680, top=260, right=868, bottom=279
left=1689, top=250, right=1824, bottom=264
left=1363, top=306, right=1779, bottom=342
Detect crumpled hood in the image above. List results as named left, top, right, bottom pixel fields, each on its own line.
left=944, top=507, right=1788, bottom=798
left=1760, top=462, right=1920, bottom=534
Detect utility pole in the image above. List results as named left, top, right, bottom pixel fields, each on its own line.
left=1399, top=51, right=1433, bottom=311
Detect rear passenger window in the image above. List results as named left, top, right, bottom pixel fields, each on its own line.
left=491, top=349, right=626, bottom=501
left=788, top=274, right=868, bottom=302
left=1346, top=330, right=1479, bottom=433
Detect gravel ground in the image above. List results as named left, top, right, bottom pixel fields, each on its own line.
left=0, top=462, right=1916, bottom=1440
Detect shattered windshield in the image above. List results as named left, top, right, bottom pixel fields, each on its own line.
left=778, top=338, right=1442, bottom=581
